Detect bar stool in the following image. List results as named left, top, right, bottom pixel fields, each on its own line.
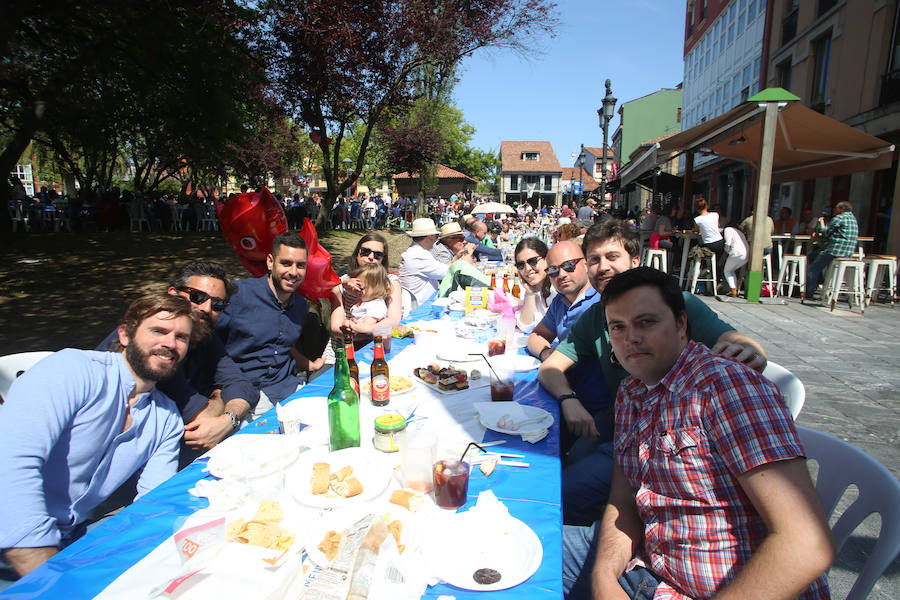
left=688, top=253, right=717, bottom=296
left=822, top=257, right=866, bottom=312
left=864, top=255, right=897, bottom=306
left=642, top=248, right=668, bottom=273
left=777, top=254, right=807, bottom=298
left=761, top=253, right=777, bottom=296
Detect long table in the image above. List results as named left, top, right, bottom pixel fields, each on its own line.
left=1, top=298, right=562, bottom=599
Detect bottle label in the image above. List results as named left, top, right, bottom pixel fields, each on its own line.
left=350, top=377, right=359, bottom=395
left=372, top=374, right=390, bottom=402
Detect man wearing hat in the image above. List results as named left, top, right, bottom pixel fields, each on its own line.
left=399, top=218, right=474, bottom=305
left=432, top=222, right=476, bottom=264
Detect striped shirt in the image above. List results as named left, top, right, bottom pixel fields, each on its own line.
left=614, top=340, right=829, bottom=599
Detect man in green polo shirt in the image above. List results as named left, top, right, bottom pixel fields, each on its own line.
left=539, top=218, right=769, bottom=525
left=804, top=201, right=859, bottom=300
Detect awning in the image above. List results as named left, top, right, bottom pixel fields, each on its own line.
left=618, top=143, right=661, bottom=188
left=655, top=94, right=895, bottom=183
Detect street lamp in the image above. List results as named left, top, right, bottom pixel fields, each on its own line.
left=342, top=158, right=353, bottom=197
left=577, top=144, right=586, bottom=206
left=597, top=79, right=617, bottom=207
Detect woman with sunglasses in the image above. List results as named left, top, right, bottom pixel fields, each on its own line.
left=329, top=233, right=402, bottom=349
left=514, top=238, right=556, bottom=334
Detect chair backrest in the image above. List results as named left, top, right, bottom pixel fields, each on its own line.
left=797, top=426, right=900, bottom=600
left=0, top=351, right=53, bottom=404
left=762, top=360, right=805, bottom=420
left=400, top=287, right=417, bottom=319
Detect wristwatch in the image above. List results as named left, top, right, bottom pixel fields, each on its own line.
left=557, top=392, right=578, bottom=404
left=224, top=411, right=240, bottom=430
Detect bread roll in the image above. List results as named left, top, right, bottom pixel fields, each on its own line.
left=330, top=465, right=353, bottom=483
left=311, top=462, right=330, bottom=495
left=331, top=476, right=363, bottom=498
left=389, top=488, right=423, bottom=512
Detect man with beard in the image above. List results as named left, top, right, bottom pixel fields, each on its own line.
left=217, top=231, right=324, bottom=418
left=0, top=294, right=191, bottom=578
left=97, top=261, right=257, bottom=456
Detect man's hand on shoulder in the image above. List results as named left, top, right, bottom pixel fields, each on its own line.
left=711, top=331, right=767, bottom=372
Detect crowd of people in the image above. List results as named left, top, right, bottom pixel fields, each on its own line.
left=2, top=191, right=850, bottom=597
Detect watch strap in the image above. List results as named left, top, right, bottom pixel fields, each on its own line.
left=224, top=411, right=240, bottom=430
left=557, top=392, right=578, bottom=403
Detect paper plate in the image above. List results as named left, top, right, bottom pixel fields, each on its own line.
left=432, top=512, right=543, bottom=591
left=488, top=353, right=540, bottom=372
left=287, top=447, right=392, bottom=509
left=478, top=404, right=553, bottom=436
left=436, top=343, right=487, bottom=363
left=303, top=501, right=424, bottom=567
left=206, top=435, right=301, bottom=480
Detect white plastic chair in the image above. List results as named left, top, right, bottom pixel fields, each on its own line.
left=797, top=426, right=900, bottom=600
left=762, top=360, right=805, bottom=420
left=400, top=287, right=418, bottom=319
left=0, top=351, right=53, bottom=404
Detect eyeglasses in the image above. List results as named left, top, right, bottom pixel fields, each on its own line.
left=179, top=286, right=229, bottom=312
left=358, top=247, right=385, bottom=261
left=515, top=256, right=542, bottom=271
left=546, top=257, right=583, bottom=278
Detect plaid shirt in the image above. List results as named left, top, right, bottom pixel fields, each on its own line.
left=615, top=340, right=829, bottom=599
left=821, top=211, right=858, bottom=257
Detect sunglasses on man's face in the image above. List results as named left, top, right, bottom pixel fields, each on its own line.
left=515, top=256, right=542, bottom=271
left=546, top=257, right=583, bottom=278
left=358, top=247, right=385, bottom=261
left=179, top=286, right=229, bottom=312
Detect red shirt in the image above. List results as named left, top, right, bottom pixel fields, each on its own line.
left=614, top=340, right=829, bottom=599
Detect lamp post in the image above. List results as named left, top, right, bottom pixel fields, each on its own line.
left=577, top=144, right=586, bottom=206
left=597, top=79, right=617, bottom=207
left=342, top=157, right=353, bottom=197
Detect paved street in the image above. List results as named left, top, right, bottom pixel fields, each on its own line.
left=699, top=294, right=900, bottom=599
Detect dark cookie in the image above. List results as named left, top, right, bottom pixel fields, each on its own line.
left=473, top=568, right=502, bottom=585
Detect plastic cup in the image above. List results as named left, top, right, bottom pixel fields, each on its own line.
left=489, top=364, right=514, bottom=402
left=400, top=428, right=436, bottom=493
left=277, top=401, right=304, bottom=435
left=242, top=438, right=286, bottom=501
left=432, top=458, right=470, bottom=509
left=373, top=325, right=392, bottom=354
left=431, top=304, right=445, bottom=319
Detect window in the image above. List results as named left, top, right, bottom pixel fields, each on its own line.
left=775, top=59, right=791, bottom=91
left=811, top=33, right=832, bottom=109
left=522, top=152, right=539, bottom=160
left=728, top=23, right=735, bottom=44
left=544, top=175, right=552, bottom=191
left=700, top=0, right=707, bottom=20
left=748, top=0, right=757, bottom=20
left=782, top=0, right=798, bottom=44
left=509, top=175, right=518, bottom=190
left=818, top=0, right=837, bottom=17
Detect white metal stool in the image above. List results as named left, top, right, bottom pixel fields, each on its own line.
left=864, top=255, right=897, bottom=306
left=688, top=253, right=717, bottom=296
left=822, top=257, right=866, bottom=312
left=761, top=253, right=777, bottom=296
left=777, top=254, right=807, bottom=298
left=643, top=248, right=668, bottom=273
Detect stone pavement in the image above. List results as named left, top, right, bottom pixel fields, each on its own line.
left=699, top=294, right=900, bottom=599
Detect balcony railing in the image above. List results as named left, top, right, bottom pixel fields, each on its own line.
left=880, top=69, right=900, bottom=106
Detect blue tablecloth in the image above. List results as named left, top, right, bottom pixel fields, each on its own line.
left=1, top=298, right=562, bottom=599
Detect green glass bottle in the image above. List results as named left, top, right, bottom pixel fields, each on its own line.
left=328, top=347, right=360, bottom=451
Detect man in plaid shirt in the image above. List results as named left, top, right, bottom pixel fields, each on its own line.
left=804, top=201, right=858, bottom=300
left=562, top=267, right=834, bottom=600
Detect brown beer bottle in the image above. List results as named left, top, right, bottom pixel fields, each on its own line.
left=344, top=335, right=359, bottom=396
left=511, top=278, right=521, bottom=299
left=503, top=275, right=510, bottom=294
left=489, top=273, right=496, bottom=290
left=370, top=336, right=390, bottom=406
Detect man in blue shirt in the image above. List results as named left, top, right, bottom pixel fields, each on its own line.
left=97, top=261, right=257, bottom=457
left=217, top=231, right=324, bottom=418
left=463, top=218, right=504, bottom=261
left=0, top=294, right=191, bottom=578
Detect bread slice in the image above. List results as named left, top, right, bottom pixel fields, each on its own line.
left=330, top=465, right=353, bottom=483
left=389, top=488, right=423, bottom=512
left=311, top=462, right=330, bottom=495
left=331, top=476, right=363, bottom=498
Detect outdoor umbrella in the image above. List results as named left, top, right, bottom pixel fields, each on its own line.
left=471, top=201, right=515, bottom=215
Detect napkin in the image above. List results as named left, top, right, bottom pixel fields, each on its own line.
left=473, top=402, right=549, bottom=444
left=188, top=478, right=248, bottom=511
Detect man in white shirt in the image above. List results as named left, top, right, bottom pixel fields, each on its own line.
left=399, top=218, right=474, bottom=305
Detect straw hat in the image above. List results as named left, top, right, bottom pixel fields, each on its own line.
left=438, top=222, right=464, bottom=239
left=406, top=218, right=440, bottom=237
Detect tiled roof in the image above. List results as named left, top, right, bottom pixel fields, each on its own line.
left=393, top=164, right=476, bottom=182
left=560, top=168, right=598, bottom=187
left=500, top=141, right=562, bottom=173
left=583, top=146, right=615, bottom=159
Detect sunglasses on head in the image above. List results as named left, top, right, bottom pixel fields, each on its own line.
left=358, top=247, right=385, bottom=261
left=179, top=286, right=229, bottom=312
left=515, top=256, right=542, bottom=271
left=547, top=257, right=583, bottom=278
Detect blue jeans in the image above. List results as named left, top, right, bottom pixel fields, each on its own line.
left=562, top=440, right=615, bottom=526
left=805, top=249, right=835, bottom=298
left=563, top=523, right=661, bottom=600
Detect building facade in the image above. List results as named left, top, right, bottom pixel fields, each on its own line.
left=499, top=141, right=563, bottom=207
left=612, top=89, right=683, bottom=170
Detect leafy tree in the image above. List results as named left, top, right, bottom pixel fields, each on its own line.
left=261, top=0, right=558, bottom=228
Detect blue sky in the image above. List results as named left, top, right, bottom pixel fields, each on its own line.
left=453, top=0, right=687, bottom=167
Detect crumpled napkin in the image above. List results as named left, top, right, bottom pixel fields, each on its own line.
left=474, top=402, right=550, bottom=444
left=188, top=478, right=248, bottom=511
